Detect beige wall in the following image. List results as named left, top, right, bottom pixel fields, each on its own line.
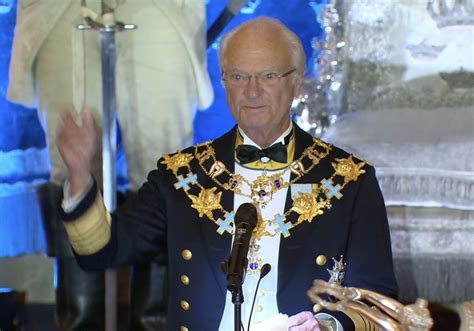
left=0, top=254, right=54, bottom=303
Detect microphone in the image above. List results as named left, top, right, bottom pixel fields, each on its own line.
left=247, top=264, right=271, bottom=331
left=226, top=203, right=258, bottom=293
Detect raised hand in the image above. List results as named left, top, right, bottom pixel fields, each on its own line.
left=57, top=109, right=98, bottom=195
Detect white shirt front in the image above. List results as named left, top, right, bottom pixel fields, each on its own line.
left=218, top=125, right=292, bottom=330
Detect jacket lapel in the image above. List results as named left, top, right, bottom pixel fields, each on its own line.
left=278, top=124, right=319, bottom=292
left=196, top=127, right=238, bottom=296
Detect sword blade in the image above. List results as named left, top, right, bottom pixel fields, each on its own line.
left=101, top=29, right=117, bottom=213
left=100, top=28, right=118, bottom=331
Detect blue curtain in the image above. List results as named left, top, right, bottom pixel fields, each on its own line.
left=0, top=0, right=49, bottom=256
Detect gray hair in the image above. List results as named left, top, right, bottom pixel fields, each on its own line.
left=219, top=17, right=307, bottom=76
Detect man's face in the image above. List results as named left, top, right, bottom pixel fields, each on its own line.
left=221, top=28, right=302, bottom=144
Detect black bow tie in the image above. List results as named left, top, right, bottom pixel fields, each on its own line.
left=235, top=142, right=288, bottom=164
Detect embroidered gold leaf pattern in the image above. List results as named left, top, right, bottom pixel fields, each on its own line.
left=160, top=152, right=194, bottom=173
left=291, top=191, right=325, bottom=223
left=332, top=156, right=366, bottom=184
left=189, top=187, right=222, bottom=218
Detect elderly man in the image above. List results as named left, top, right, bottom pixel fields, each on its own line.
left=58, top=17, right=398, bottom=330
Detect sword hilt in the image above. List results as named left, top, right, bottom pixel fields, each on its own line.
left=77, top=15, right=137, bottom=32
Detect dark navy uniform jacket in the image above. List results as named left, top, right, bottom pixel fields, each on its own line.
left=63, top=124, right=398, bottom=330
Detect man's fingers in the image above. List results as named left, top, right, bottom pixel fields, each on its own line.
left=288, top=311, right=313, bottom=325
left=62, top=110, right=82, bottom=132
left=81, top=108, right=94, bottom=129
left=288, top=311, right=320, bottom=330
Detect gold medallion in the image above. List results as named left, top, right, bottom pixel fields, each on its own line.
left=189, top=187, right=222, bottom=218
left=332, top=156, right=366, bottom=184
left=291, top=190, right=327, bottom=224
left=160, top=152, right=193, bottom=173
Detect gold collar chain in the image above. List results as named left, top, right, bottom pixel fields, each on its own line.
left=161, top=139, right=366, bottom=239
left=194, top=138, right=332, bottom=206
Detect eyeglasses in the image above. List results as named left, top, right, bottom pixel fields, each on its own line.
left=222, top=68, right=297, bottom=87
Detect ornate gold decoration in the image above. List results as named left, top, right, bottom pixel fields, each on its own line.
left=222, top=174, right=244, bottom=195
left=209, top=161, right=226, bottom=178
left=195, top=144, right=215, bottom=163
left=250, top=172, right=289, bottom=206
left=189, top=188, right=222, bottom=218
left=308, top=280, right=434, bottom=331
left=160, top=152, right=193, bottom=172
left=164, top=137, right=367, bottom=240
left=291, top=191, right=326, bottom=223
left=290, top=160, right=306, bottom=176
left=332, top=156, right=366, bottom=184
left=196, top=138, right=332, bottom=207
left=253, top=211, right=272, bottom=241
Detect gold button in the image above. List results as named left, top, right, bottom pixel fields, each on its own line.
left=316, top=255, right=327, bottom=266
left=181, top=275, right=190, bottom=285
left=256, top=305, right=263, bottom=312
left=313, top=303, right=322, bottom=313
left=180, top=300, right=190, bottom=311
left=180, top=327, right=188, bottom=331
left=182, top=249, right=192, bottom=260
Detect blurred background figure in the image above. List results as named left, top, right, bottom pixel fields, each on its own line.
left=7, top=0, right=213, bottom=329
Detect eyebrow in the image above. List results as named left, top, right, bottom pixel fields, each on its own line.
left=227, top=68, right=282, bottom=74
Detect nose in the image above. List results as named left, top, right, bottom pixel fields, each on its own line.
left=244, top=75, right=264, bottom=98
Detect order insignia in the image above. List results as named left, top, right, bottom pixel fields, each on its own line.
left=289, top=160, right=305, bottom=176
left=195, top=145, right=215, bottom=163
left=332, top=156, right=366, bottom=184
left=327, top=255, right=346, bottom=285
left=291, top=190, right=328, bottom=224
left=209, top=161, right=226, bottom=178
left=189, top=187, right=222, bottom=218
left=161, top=152, right=194, bottom=172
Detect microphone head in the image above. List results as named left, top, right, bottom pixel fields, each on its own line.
left=234, top=203, right=258, bottom=229
left=260, top=263, right=271, bottom=279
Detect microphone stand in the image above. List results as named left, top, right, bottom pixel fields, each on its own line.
left=231, top=284, right=243, bottom=331
left=223, top=261, right=246, bottom=331
left=222, top=259, right=246, bottom=331
left=223, top=203, right=257, bottom=331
